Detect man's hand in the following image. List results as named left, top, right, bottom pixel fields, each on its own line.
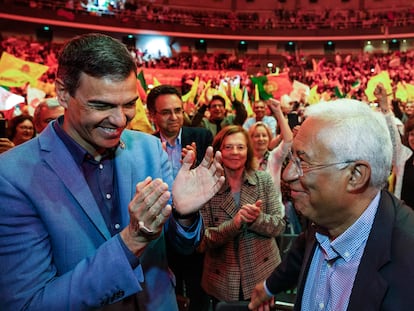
left=172, top=146, right=225, bottom=215
left=248, top=282, right=274, bottom=311
left=181, top=142, right=197, bottom=165
left=121, top=177, right=172, bottom=256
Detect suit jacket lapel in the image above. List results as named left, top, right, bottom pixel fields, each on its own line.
left=115, top=140, right=133, bottom=228
left=347, top=191, right=393, bottom=310
left=39, top=126, right=111, bottom=240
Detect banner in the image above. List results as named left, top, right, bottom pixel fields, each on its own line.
left=0, top=52, right=49, bottom=88
left=0, top=87, right=25, bottom=111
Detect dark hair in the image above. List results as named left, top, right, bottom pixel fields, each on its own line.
left=208, top=95, right=226, bottom=108
left=8, top=115, right=36, bottom=140
left=57, top=33, right=137, bottom=97
left=146, top=85, right=182, bottom=114
left=403, top=116, right=414, bottom=149
left=212, top=125, right=255, bottom=171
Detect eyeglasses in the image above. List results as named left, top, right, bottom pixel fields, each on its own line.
left=222, top=144, right=247, bottom=152
left=155, top=107, right=184, bottom=117
left=287, top=149, right=353, bottom=177
left=17, top=125, right=34, bottom=131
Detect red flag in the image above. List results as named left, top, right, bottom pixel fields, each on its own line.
left=265, top=73, right=293, bottom=100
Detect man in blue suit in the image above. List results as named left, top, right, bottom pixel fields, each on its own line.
left=147, top=85, right=214, bottom=311
left=0, top=33, right=225, bottom=311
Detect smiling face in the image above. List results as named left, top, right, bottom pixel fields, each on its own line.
left=13, top=119, right=35, bottom=145
left=250, top=124, right=270, bottom=155
left=59, top=71, right=138, bottom=156
left=208, top=99, right=226, bottom=121
left=220, top=132, right=248, bottom=172
left=151, top=93, right=184, bottom=139
left=253, top=101, right=267, bottom=121
left=282, top=118, right=351, bottom=230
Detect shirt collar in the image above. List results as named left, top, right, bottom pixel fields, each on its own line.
left=316, top=191, right=381, bottom=263
left=53, top=116, right=117, bottom=165
left=159, top=128, right=182, bottom=147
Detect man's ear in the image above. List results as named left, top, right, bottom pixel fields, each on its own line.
left=55, top=79, right=70, bottom=109
left=347, top=161, right=371, bottom=193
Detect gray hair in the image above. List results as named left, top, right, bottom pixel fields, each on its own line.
left=305, top=99, right=392, bottom=189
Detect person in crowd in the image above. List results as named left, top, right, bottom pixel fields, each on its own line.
left=0, top=33, right=225, bottom=311
left=8, top=114, right=36, bottom=146
left=198, top=125, right=286, bottom=310
left=191, top=94, right=247, bottom=137
left=243, top=100, right=277, bottom=139
left=0, top=114, right=13, bottom=154
left=248, top=99, right=301, bottom=234
left=400, top=116, right=414, bottom=208
left=33, top=98, right=65, bottom=133
left=375, top=85, right=414, bottom=209
left=146, top=84, right=213, bottom=311
left=249, top=99, right=414, bottom=311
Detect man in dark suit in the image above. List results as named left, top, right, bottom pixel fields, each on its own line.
left=147, top=85, right=213, bottom=311
left=249, top=98, right=414, bottom=311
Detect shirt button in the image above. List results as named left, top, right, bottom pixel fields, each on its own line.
left=344, top=251, right=350, bottom=257
left=114, top=223, right=120, bottom=230
left=99, top=163, right=104, bottom=170
left=106, top=193, right=112, bottom=199
left=319, top=302, right=324, bottom=309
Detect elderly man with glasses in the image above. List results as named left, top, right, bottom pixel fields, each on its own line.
left=249, top=98, right=414, bottom=311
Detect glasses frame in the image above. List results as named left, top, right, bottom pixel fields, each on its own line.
left=155, top=107, right=184, bottom=117
left=287, top=149, right=354, bottom=177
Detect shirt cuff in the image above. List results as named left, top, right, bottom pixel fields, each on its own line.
left=264, top=280, right=276, bottom=297
left=117, top=234, right=140, bottom=269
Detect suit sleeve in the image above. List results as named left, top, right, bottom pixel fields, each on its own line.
left=0, top=174, right=144, bottom=311
left=266, top=229, right=308, bottom=294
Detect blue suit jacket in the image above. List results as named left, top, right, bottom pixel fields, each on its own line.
left=0, top=122, right=199, bottom=310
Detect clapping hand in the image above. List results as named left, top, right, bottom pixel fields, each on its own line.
left=234, top=200, right=262, bottom=228
left=181, top=142, right=197, bottom=166
left=172, top=146, right=225, bottom=215
left=121, top=177, right=172, bottom=255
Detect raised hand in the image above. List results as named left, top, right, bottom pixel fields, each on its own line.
left=172, top=146, right=225, bottom=215
left=121, top=177, right=172, bottom=256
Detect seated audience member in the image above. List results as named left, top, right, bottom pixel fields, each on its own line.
left=8, top=114, right=36, bottom=146
left=244, top=100, right=277, bottom=138
left=0, top=33, right=225, bottom=311
left=191, top=95, right=247, bottom=136
left=249, top=99, right=414, bottom=311
left=198, top=125, right=285, bottom=310
left=33, top=98, right=65, bottom=133
left=146, top=84, right=213, bottom=311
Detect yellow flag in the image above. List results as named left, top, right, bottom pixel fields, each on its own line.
left=152, top=77, right=161, bottom=87
left=128, top=97, right=154, bottom=134
left=242, top=87, right=253, bottom=117
left=365, top=71, right=393, bottom=102
left=196, top=80, right=211, bottom=106
left=308, top=85, right=320, bottom=105
left=182, top=76, right=199, bottom=103
left=0, top=52, right=49, bottom=87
